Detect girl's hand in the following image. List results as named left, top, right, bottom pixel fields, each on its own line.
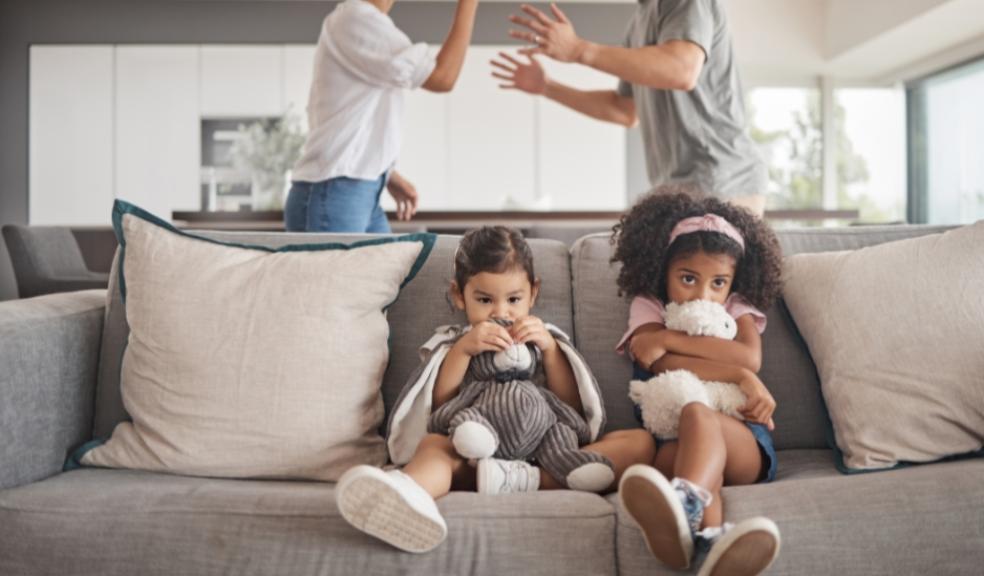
left=509, top=316, right=556, bottom=353
left=455, top=321, right=513, bottom=356
left=738, top=372, right=776, bottom=431
left=490, top=51, right=547, bottom=95
left=629, top=331, right=668, bottom=372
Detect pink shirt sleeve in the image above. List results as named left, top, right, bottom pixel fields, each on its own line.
left=725, top=293, right=768, bottom=335
left=615, top=296, right=666, bottom=354
left=615, top=294, right=767, bottom=354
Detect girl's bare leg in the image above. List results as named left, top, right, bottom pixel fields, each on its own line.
left=402, top=433, right=476, bottom=498
left=540, top=428, right=657, bottom=491
left=652, top=403, right=763, bottom=527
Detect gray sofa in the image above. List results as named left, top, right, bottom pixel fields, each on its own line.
left=1, top=224, right=982, bottom=575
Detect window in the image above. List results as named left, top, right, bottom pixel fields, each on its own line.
left=748, top=88, right=822, bottom=211
left=748, top=86, right=907, bottom=224
left=835, top=88, right=907, bottom=223
left=909, top=57, right=984, bottom=224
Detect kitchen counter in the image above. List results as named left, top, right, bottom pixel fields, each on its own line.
left=171, top=209, right=861, bottom=234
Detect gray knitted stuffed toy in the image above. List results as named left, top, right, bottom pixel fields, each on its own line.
left=428, top=320, right=614, bottom=492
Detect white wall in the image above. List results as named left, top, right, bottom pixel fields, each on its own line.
left=824, top=0, right=949, bottom=58
left=724, top=0, right=826, bottom=86
left=824, top=0, right=984, bottom=81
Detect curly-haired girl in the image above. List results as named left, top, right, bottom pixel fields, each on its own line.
left=610, top=186, right=785, bottom=576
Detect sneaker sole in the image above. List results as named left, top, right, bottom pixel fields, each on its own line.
left=476, top=459, right=494, bottom=495
left=697, top=517, right=781, bottom=576
left=618, top=465, right=693, bottom=569
left=336, top=467, right=446, bottom=554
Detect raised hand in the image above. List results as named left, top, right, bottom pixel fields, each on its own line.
left=508, top=3, right=585, bottom=63
left=490, top=51, right=547, bottom=94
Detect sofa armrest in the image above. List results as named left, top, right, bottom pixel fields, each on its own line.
left=0, top=290, right=106, bottom=490
left=19, top=274, right=110, bottom=299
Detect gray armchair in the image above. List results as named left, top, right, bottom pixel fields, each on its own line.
left=2, top=226, right=112, bottom=298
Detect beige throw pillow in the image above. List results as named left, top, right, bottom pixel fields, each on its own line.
left=81, top=202, right=433, bottom=480
left=783, top=221, right=984, bottom=472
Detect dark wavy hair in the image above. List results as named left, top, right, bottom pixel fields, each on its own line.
left=610, top=185, right=783, bottom=311
left=453, top=226, right=536, bottom=291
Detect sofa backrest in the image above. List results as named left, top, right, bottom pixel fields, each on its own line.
left=92, top=232, right=573, bottom=440
left=571, top=224, right=956, bottom=451
left=93, top=224, right=955, bottom=453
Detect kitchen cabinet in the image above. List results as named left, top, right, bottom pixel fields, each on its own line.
left=447, top=46, right=537, bottom=210
left=537, top=58, right=627, bottom=210
left=29, top=43, right=629, bottom=224
left=200, top=46, right=283, bottom=118
left=29, top=46, right=115, bottom=225
left=115, top=46, right=201, bottom=220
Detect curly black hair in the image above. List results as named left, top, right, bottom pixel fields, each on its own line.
left=610, top=185, right=783, bottom=311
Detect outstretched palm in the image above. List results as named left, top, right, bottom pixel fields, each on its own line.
left=490, top=51, right=547, bottom=95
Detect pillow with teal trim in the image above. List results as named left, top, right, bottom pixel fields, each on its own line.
left=79, top=200, right=434, bottom=481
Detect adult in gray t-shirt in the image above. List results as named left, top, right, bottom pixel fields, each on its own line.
left=493, top=0, right=766, bottom=214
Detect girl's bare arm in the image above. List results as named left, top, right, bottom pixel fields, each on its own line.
left=629, top=315, right=762, bottom=373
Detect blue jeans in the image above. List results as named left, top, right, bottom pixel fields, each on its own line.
left=284, top=174, right=390, bottom=233
left=632, top=364, right=777, bottom=483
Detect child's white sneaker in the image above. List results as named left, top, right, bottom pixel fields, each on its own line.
left=618, top=464, right=706, bottom=569
left=476, top=458, right=540, bottom=495
left=336, top=465, right=447, bottom=553
left=696, top=517, right=781, bottom=576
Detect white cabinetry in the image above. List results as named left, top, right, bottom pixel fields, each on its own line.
left=538, top=59, right=627, bottom=210
left=115, top=46, right=201, bottom=219
left=29, top=46, right=115, bottom=225
left=393, top=90, right=450, bottom=211
left=29, top=44, right=628, bottom=224
left=447, top=46, right=537, bottom=210
left=200, top=46, right=283, bottom=118
left=392, top=46, right=628, bottom=211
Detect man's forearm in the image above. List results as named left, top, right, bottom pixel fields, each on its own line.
left=577, top=41, right=703, bottom=91
left=543, top=81, right=636, bottom=126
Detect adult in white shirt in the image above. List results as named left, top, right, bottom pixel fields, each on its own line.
left=286, top=0, right=479, bottom=232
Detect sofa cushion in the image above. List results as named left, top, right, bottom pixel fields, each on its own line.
left=93, top=234, right=575, bottom=443
left=612, top=450, right=984, bottom=576
left=0, top=469, right=616, bottom=576
left=80, top=201, right=433, bottom=481
left=783, top=222, right=984, bottom=472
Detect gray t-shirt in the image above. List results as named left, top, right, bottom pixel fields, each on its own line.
left=618, top=0, right=766, bottom=198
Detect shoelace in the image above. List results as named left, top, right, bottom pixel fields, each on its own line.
left=674, top=482, right=707, bottom=534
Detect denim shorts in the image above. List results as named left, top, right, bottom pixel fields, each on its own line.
left=632, top=365, right=777, bottom=483
left=284, top=173, right=389, bottom=233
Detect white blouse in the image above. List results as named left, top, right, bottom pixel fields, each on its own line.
left=291, top=0, right=436, bottom=183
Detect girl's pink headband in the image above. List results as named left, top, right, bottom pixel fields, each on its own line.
left=668, top=214, right=745, bottom=251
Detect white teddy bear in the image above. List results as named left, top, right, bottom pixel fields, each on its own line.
left=628, top=299, right=747, bottom=440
